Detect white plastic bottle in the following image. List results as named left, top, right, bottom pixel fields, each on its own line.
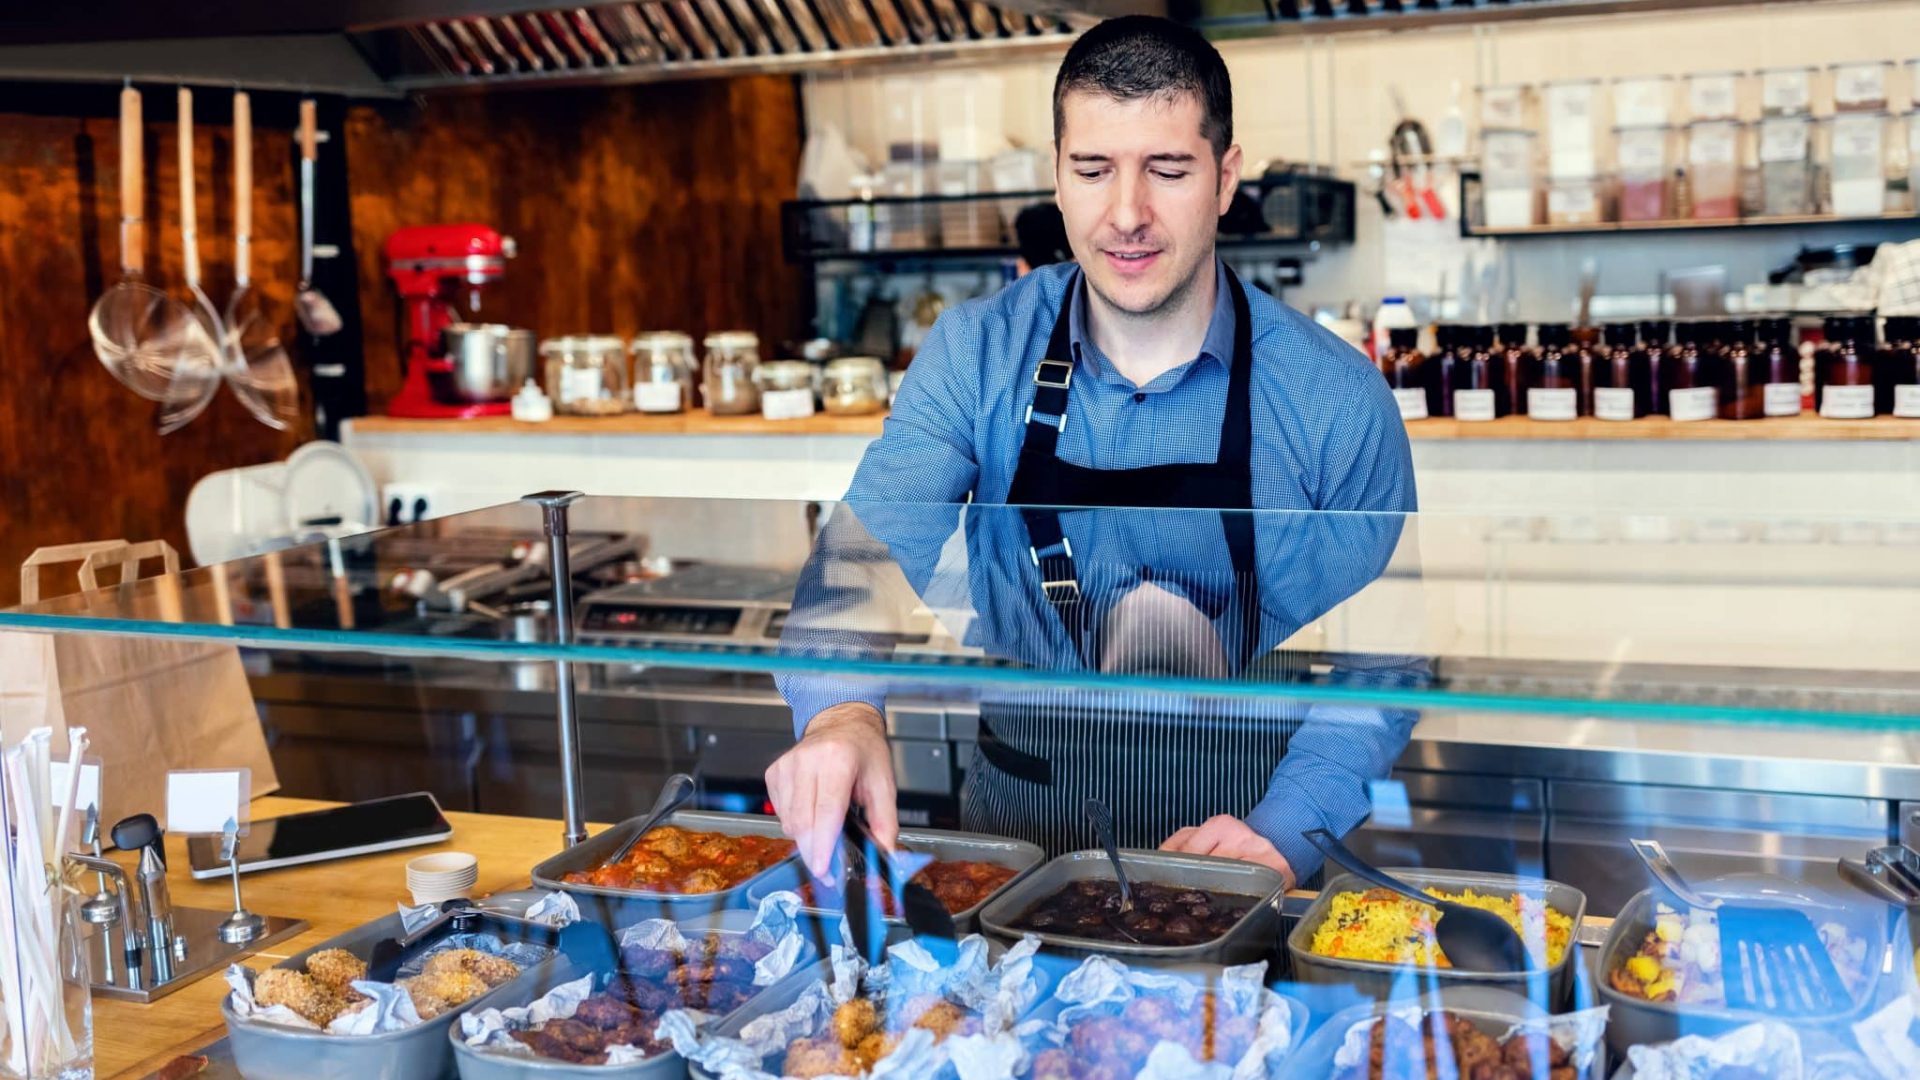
left=1372, top=297, right=1417, bottom=361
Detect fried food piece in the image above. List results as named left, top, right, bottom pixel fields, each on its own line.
left=304, top=949, right=367, bottom=992
left=833, top=997, right=881, bottom=1046
left=910, top=1000, right=969, bottom=1040
left=255, top=968, right=351, bottom=1027
left=853, top=1032, right=900, bottom=1071
left=784, top=1036, right=854, bottom=1080
left=421, top=948, right=521, bottom=988
left=397, top=977, right=453, bottom=1020
left=410, top=968, right=492, bottom=1006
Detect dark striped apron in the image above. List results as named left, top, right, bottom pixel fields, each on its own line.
left=960, top=267, right=1304, bottom=855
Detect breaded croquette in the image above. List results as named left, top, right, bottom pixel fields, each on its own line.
left=832, top=997, right=880, bottom=1047
left=304, top=948, right=367, bottom=992
left=255, top=968, right=350, bottom=1027
left=420, top=947, right=521, bottom=988
left=406, top=968, right=491, bottom=1007
left=398, top=977, right=453, bottom=1020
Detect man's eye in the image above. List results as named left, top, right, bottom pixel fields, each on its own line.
left=1152, top=170, right=1188, bottom=182
left=1076, top=169, right=1107, bottom=181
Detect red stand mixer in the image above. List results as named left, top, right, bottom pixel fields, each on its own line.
left=384, top=224, right=520, bottom=418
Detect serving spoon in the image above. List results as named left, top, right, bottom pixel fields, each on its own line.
left=1305, top=828, right=1528, bottom=974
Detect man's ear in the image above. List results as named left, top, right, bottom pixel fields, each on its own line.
left=1218, top=144, right=1245, bottom=214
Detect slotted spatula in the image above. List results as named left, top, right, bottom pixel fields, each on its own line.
left=1631, top=839, right=1851, bottom=1017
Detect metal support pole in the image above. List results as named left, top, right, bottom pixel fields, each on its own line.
left=524, top=490, right=588, bottom=847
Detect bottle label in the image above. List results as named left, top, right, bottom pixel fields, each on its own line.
left=634, top=381, right=684, bottom=413
left=1669, top=386, right=1718, bottom=422
left=1895, top=385, right=1920, bottom=419
left=1392, top=388, right=1429, bottom=421
left=760, top=387, right=817, bottom=421
left=1454, top=389, right=1497, bottom=422
left=1820, top=385, right=1875, bottom=419
left=1593, top=388, right=1637, bottom=421
left=559, top=365, right=602, bottom=403
left=1763, top=382, right=1802, bottom=417
left=1528, top=387, right=1578, bottom=421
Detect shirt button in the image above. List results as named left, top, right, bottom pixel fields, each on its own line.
left=1133, top=392, right=1146, bottom=403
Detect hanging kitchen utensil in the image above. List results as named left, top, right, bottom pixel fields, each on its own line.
left=221, top=89, right=299, bottom=430
left=293, top=99, right=342, bottom=337
left=89, top=84, right=198, bottom=401
left=158, top=86, right=225, bottom=435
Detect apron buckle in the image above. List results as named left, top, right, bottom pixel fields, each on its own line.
left=1040, top=577, right=1082, bottom=604
left=1034, top=359, right=1074, bottom=390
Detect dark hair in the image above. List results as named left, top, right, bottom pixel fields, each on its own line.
left=1052, top=15, right=1233, bottom=159
left=1013, top=203, right=1071, bottom=269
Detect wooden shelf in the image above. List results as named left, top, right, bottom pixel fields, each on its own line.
left=351, top=412, right=1920, bottom=442
left=1404, top=415, right=1920, bottom=441
left=1465, top=211, right=1920, bottom=239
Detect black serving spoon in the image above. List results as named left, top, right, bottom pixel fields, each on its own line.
left=1083, top=799, right=1143, bottom=944
left=1305, top=828, right=1528, bottom=974
left=840, top=808, right=954, bottom=963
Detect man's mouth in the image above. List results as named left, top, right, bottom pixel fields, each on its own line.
left=1103, top=248, right=1162, bottom=272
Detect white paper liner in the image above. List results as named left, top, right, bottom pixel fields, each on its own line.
left=1854, top=993, right=1920, bottom=1080
left=1330, top=1002, right=1609, bottom=1077
left=524, top=891, right=584, bottom=928
left=460, top=892, right=815, bottom=1066
left=1626, top=1021, right=1803, bottom=1080
left=995, top=955, right=1298, bottom=1080
left=225, top=932, right=551, bottom=1037
left=668, top=933, right=1044, bottom=1080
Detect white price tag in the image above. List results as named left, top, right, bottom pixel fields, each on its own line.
left=1481, top=85, right=1525, bottom=128
left=1548, top=185, right=1598, bottom=217
left=1821, top=385, right=1875, bottom=419
left=165, top=769, right=250, bottom=836
left=1688, top=74, right=1738, bottom=119
left=759, top=387, right=816, bottom=421
left=1454, top=389, right=1497, bottom=422
left=1594, top=387, right=1637, bottom=421
left=1392, top=388, right=1429, bottom=421
left=1764, top=383, right=1803, bottom=417
left=1761, top=70, right=1810, bottom=114
left=1894, top=385, right=1920, bottom=419
left=1833, top=63, right=1886, bottom=108
left=558, top=365, right=602, bottom=404
left=1689, top=125, right=1737, bottom=166
left=1669, top=386, right=1718, bottom=422
left=1759, top=119, right=1809, bottom=164
left=1546, top=82, right=1596, bottom=126
left=1613, top=79, right=1671, bottom=128
left=1528, top=387, right=1579, bottom=421
left=633, top=381, right=683, bottom=413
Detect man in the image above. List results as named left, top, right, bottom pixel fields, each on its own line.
left=766, top=16, right=1415, bottom=890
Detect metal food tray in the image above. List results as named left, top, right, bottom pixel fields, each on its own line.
left=1595, top=879, right=1886, bottom=1056
left=744, top=827, right=1045, bottom=935
left=450, top=911, right=820, bottom=1080
left=687, top=944, right=1049, bottom=1080
left=1286, top=868, right=1587, bottom=1007
left=1271, top=985, right=1570, bottom=1080
left=222, top=910, right=573, bottom=1080
left=530, top=810, right=800, bottom=919
left=976, top=849, right=1287, bottom=968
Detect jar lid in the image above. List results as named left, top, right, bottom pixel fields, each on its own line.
left=1886, top=316, right=1920, bottom=341
left=1535, top=323, right=1571, bottom=346
left=580, top=335, right=625, bottom=350
left=1822, top=314, right=1877, bottom=340
left=1638, top=319, right=1674, bottom=343
left=1496, top=323, right=1530, bottom=346
left=1600, top=323, right=1637, bottom=346
left=1434, top=325, right=1459, bottom=350
left=1387, top=327, right=1419, bottom=349
left=1754, top=317, right=1795, bottom=343
left=538, top=335, right=579, bottom=354
left=759, top=360, right=813, bottom=375
left=1720, top=319, right=1754, bottom=343
left=705, top=331, right=761, bottom=349
left=824, top=356, right=887, bottom=374
left=632, top=331, right=694, bottom=351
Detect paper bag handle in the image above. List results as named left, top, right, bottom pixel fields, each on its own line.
left=76, top=541, right=181, bottom=594
left=21, top=541, right=131, bottom=604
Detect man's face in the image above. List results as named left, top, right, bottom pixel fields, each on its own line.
left=1054, top=89, right=1241, bottom=318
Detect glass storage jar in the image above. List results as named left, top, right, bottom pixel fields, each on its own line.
left=1752, top=317, right=1804, bottom=417
left=1757, top=116, right=1814, bottom=216
left=703, top=331, right=763, bottom=416
left=1526, top=324, right=1585, bottom=420
left=1547, top=177, right=1607, bottom=226
left=1543, top=79, right=1604, bottom=182
left=1830, top=61, right=1890, bottom=112
left=541, top=335, right=630, bottom=415
left=1428, top=325, right=1461, bottom=418
left=1615, top=126, right=1673, bottom=222
left=1878, top=316, right=1920, bottom=418
left=1448, top=326, right=1500, bottom=421
left=1479, top=129, right=1538, bottom=228
left=1495, top=323, right=1532, bottom=417
left=1612, top=76, right=1673, bottom=128
left=1378, top=327, right=1428, bottom=421
left=755, top=359, right=818, bottom=420
left=1684, top=71, right=1745, bottom=122
left=1826, top=113, right=1892, bottom=216
left=821, top=356, right=890, bottom=415
left=630, top=331, right=697, bottom=414
left=1758, top=67, right=1814, bottom=117
left=1639, top=319, right=1673, bottom=416
left=1663, top=322, right=1722, bottom=421
left=1684, top=120, right=1744, bottom=220
left=1477, top=84, right=1533, bottom=130
left=1592, top=323, right=1650, bottom=420
left=1716, top=320, right=1762, bottom=420
left=1815, top=315, right=1877, bottom=419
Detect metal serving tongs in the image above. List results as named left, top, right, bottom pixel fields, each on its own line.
left=1082, top=798, right=1142, bottom=945
left=840, top=807, right=952, bottom=963
left=604, top=772, right=696, bottom=866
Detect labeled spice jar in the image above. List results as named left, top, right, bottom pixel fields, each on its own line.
left=1450, top=325, right=1500, bottom=421
left=754, top=359, right=818, bottom=420
left=542, top=335, right=631, bottom=415
left=1685, top=71, right=1745, bottom=122
left=1592, top=323, right=1651, bottom=420
left=1527, top=324, right=1583, bottom=420
left=1758, top=67, right=1814, bottom=117
left=1639, top=319, right=1674, bottom=416
left=630, top=331, right=697, bottom=414
left=820, top=356, right=890, bottom=415
left=1757, top=116, right=1814, bottom=216
left=1830, top=61, right=1891, bottom=113
left=1379, top=327, right=1429, bottom=421
left=1685, top=121, right=1744, bottom=220
left=1616, top=126, right=1673, bottom=222
left=1612, top=76, right=1674, bottom=128
left=1479, top=129, right=1539, bottom=229
left=1815, top=315, right=1877, bottom=419
left=1543, top=79, right=1604, bottom=182
left=1663, top=322, right=1721, bottom=421
left=703, top=331, right=763, bottom=416
left=1495, top=323, right=1532, bottom=417
left=1879, top=317, right=1920, bottom=418
left=1752, top=317, right=1804, bottom=417
left=1827, top=113, right=1892, bottom=217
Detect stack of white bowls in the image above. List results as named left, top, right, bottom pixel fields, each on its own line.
left=406, top=852, right=478, bottom=905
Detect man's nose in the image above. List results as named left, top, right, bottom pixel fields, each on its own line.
left=1107, top=171, right=1152, bottom=237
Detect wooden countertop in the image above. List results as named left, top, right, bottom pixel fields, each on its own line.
left=99, top=797, right=598, bottom=1080
left=349, top=411, right=1920, bottom=442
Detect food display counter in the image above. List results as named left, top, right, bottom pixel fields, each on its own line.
left=6, top=494, right=1920, bottom=1080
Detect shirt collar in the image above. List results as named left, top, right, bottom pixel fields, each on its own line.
left=1068, top=260, right=1235, bottom=386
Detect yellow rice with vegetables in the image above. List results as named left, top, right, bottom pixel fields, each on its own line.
left=1308, top=886, right=1573, bottom=968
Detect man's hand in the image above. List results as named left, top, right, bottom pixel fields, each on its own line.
left=765, top=702, right=898, bottom=878
left=1160, top=815, right=1297, bottom=891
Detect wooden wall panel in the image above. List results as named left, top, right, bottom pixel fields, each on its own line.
left=0, top=76, right=804, bottom=606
